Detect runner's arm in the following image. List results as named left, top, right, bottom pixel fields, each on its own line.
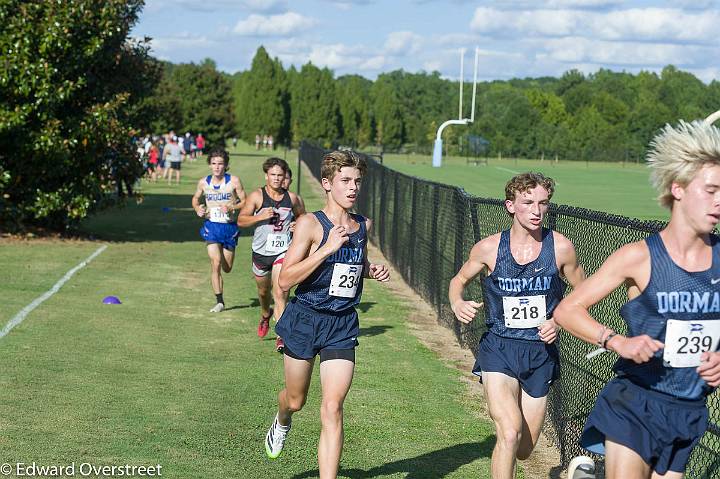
left=191, top=179, right=206, bottom=217
left=236, top=191, right=273, bottom=227
left=553, top=242, right=663, bottom=362
left=230, top=176, right=246, bottom=212
left=290, top=192, right=305, bottom=217
left=448, top=237, right=494, bottom=323
left=554, top=232, right=586, bottom=288
left=278, top=215, right=349, bottom=291
left=361, top=219, right=389, bottom=282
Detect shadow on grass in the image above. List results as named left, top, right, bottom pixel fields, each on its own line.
left=224, top=298, right=261, bottom=311
left=80, top=193, right=254, bottom=242
left=357, top=302, right=376, bottom=313
left=291, top=439, right=493, bottom=479
left=359, top=325, right=392, bottom=337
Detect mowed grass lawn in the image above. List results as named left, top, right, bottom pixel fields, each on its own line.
left=0, top=142, right=499, bottom=478
left=382, top=153, right=666, bottom=221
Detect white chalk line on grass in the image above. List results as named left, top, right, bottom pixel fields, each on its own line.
left=1, top=244, right=108, bottom=339
left=495, top=166, right=520, bottom=175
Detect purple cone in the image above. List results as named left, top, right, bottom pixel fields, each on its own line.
left=103, top=296, right=122, bottom=305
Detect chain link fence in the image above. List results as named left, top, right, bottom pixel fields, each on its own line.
left=299, top=141, right=720, bottom=478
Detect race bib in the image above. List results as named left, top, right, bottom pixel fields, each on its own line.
left=663, top=319, right=720, bottom=368
left=329, top=263, right=363, bottom=298
left=210, top=207, right=230, bottom=223
left=265, top=233, right=290, bottom=254
left=503, top=295, right=547, bottom=328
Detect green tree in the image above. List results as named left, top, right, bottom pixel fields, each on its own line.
left=371, top=75, right=404, bottom=149
left=236, top=46, right=289, bottom=145
left=659, top=65, right=707, bottom=121
left=171, top=59, right=234, bottom=146
left=291, top=63, right=340, bottom=147
left=336, top=75, right=373, bottom=148
left=0, top=0, right=159, bottom=230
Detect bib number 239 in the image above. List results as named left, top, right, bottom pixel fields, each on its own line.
left=330, top=263, right=363, bottom=298
left=502, top=295, right=547, bottom=328
left=663, top=319, right=720, bottom=368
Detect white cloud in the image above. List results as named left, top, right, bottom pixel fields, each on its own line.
left=384, top=31, right=423, bottom=55
left=308, top=44, right=372, bottom=69
left=144, top=0, right=245, bottom=12
left=148, top=33, right=215, bottom=54
left=470, top=6, right=720, bottom=43
left=590, top=8, right=720, bottom=42
left=359, top=56, right=387, bottom=70
left=267, top=41, right=387, bottom=73
left=240, top=0, right=288, bottom=13
left=233, top=12, right=317, bottom=36
left=543, top=0, right=623, bottom=6
left=468, top=0, right=623, bottom=8
left=471, top=7, right=580, bottom=37
left=541, top=36, right=702, bottom=66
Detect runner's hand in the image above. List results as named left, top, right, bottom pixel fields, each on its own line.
left=258, top=207, right=275, bottom=221
left=609, top=335, right=663, bottom=363
left=452, top=300, right=483, bottom=324
left=369, top=263, right=390, bottom=282
left=196, top=205, right=206, bottom=217
left=698, top=352, right=720, bottom=387
left=289, top=221, right=296, bottom=232
left=325, top=225, right=349, bottom=253
left=538, top=318, right=559, bottom=344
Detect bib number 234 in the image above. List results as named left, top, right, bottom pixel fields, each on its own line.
left=330, top=264, right=363, bottom=298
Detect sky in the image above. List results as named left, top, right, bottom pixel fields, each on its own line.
left=132, top=0, right=720, bottom=83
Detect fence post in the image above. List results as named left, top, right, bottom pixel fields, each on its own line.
left=392, top=173, right=400, bottom=266
left=430, top=186, right=441, bottom=315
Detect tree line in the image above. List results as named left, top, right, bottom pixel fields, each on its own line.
left=224, top=46, right=720, bottom=164
left=3, top=1, right=719, bottom=231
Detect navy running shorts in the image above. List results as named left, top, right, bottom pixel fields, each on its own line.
left=472, top=331, right=559, bottom=398
left=275, top=299, right=359, bottom=360
left=580, top=377, right=708, bottom=475
left=200, top=220, right=239, bottom=251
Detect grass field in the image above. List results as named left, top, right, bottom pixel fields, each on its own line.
left=381, top=153, right=666, bottom=221
left=0, top=142, right=503, bottom=478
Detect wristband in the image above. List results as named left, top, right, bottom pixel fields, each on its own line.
left=602, top=332, right=618, bottom=350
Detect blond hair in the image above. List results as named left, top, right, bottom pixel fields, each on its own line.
left=320, top=150, right=367, bottom=181
left=647, top=120, right=720, bottom=209
left=504, top=172, right=555, bottom=202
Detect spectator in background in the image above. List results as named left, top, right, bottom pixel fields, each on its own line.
left=256, top=134, right=261, bottom=150
left=268, top=135, right=274, bottom=151
left=164, top=135, right=183, bottom=186
left=196, top=133, right=205, bottom=157
left=147, top=141, right=159, bottom=182
left=183, top=132, right=193, bottom=163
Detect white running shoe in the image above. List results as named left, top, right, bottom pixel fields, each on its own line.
left=265, top=414, right=291, bottom=459
left=567, top=456, right=595, bottom=479
left=209, top=303, right=224, bottom=313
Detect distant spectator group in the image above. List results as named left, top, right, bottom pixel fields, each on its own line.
left=133, top=130, right=206, bottom=186
left=255, top=133, right=274, bottom=151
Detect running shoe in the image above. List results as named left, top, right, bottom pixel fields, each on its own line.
left=257, top=309, right=272, bottom=338
left=275, top=337, right=285, bottom=353
left=265, top=414, right=291, bottom=459
left=209, top=303, right=224, bottom=313
left=567, top=456, right=595, bottom=479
